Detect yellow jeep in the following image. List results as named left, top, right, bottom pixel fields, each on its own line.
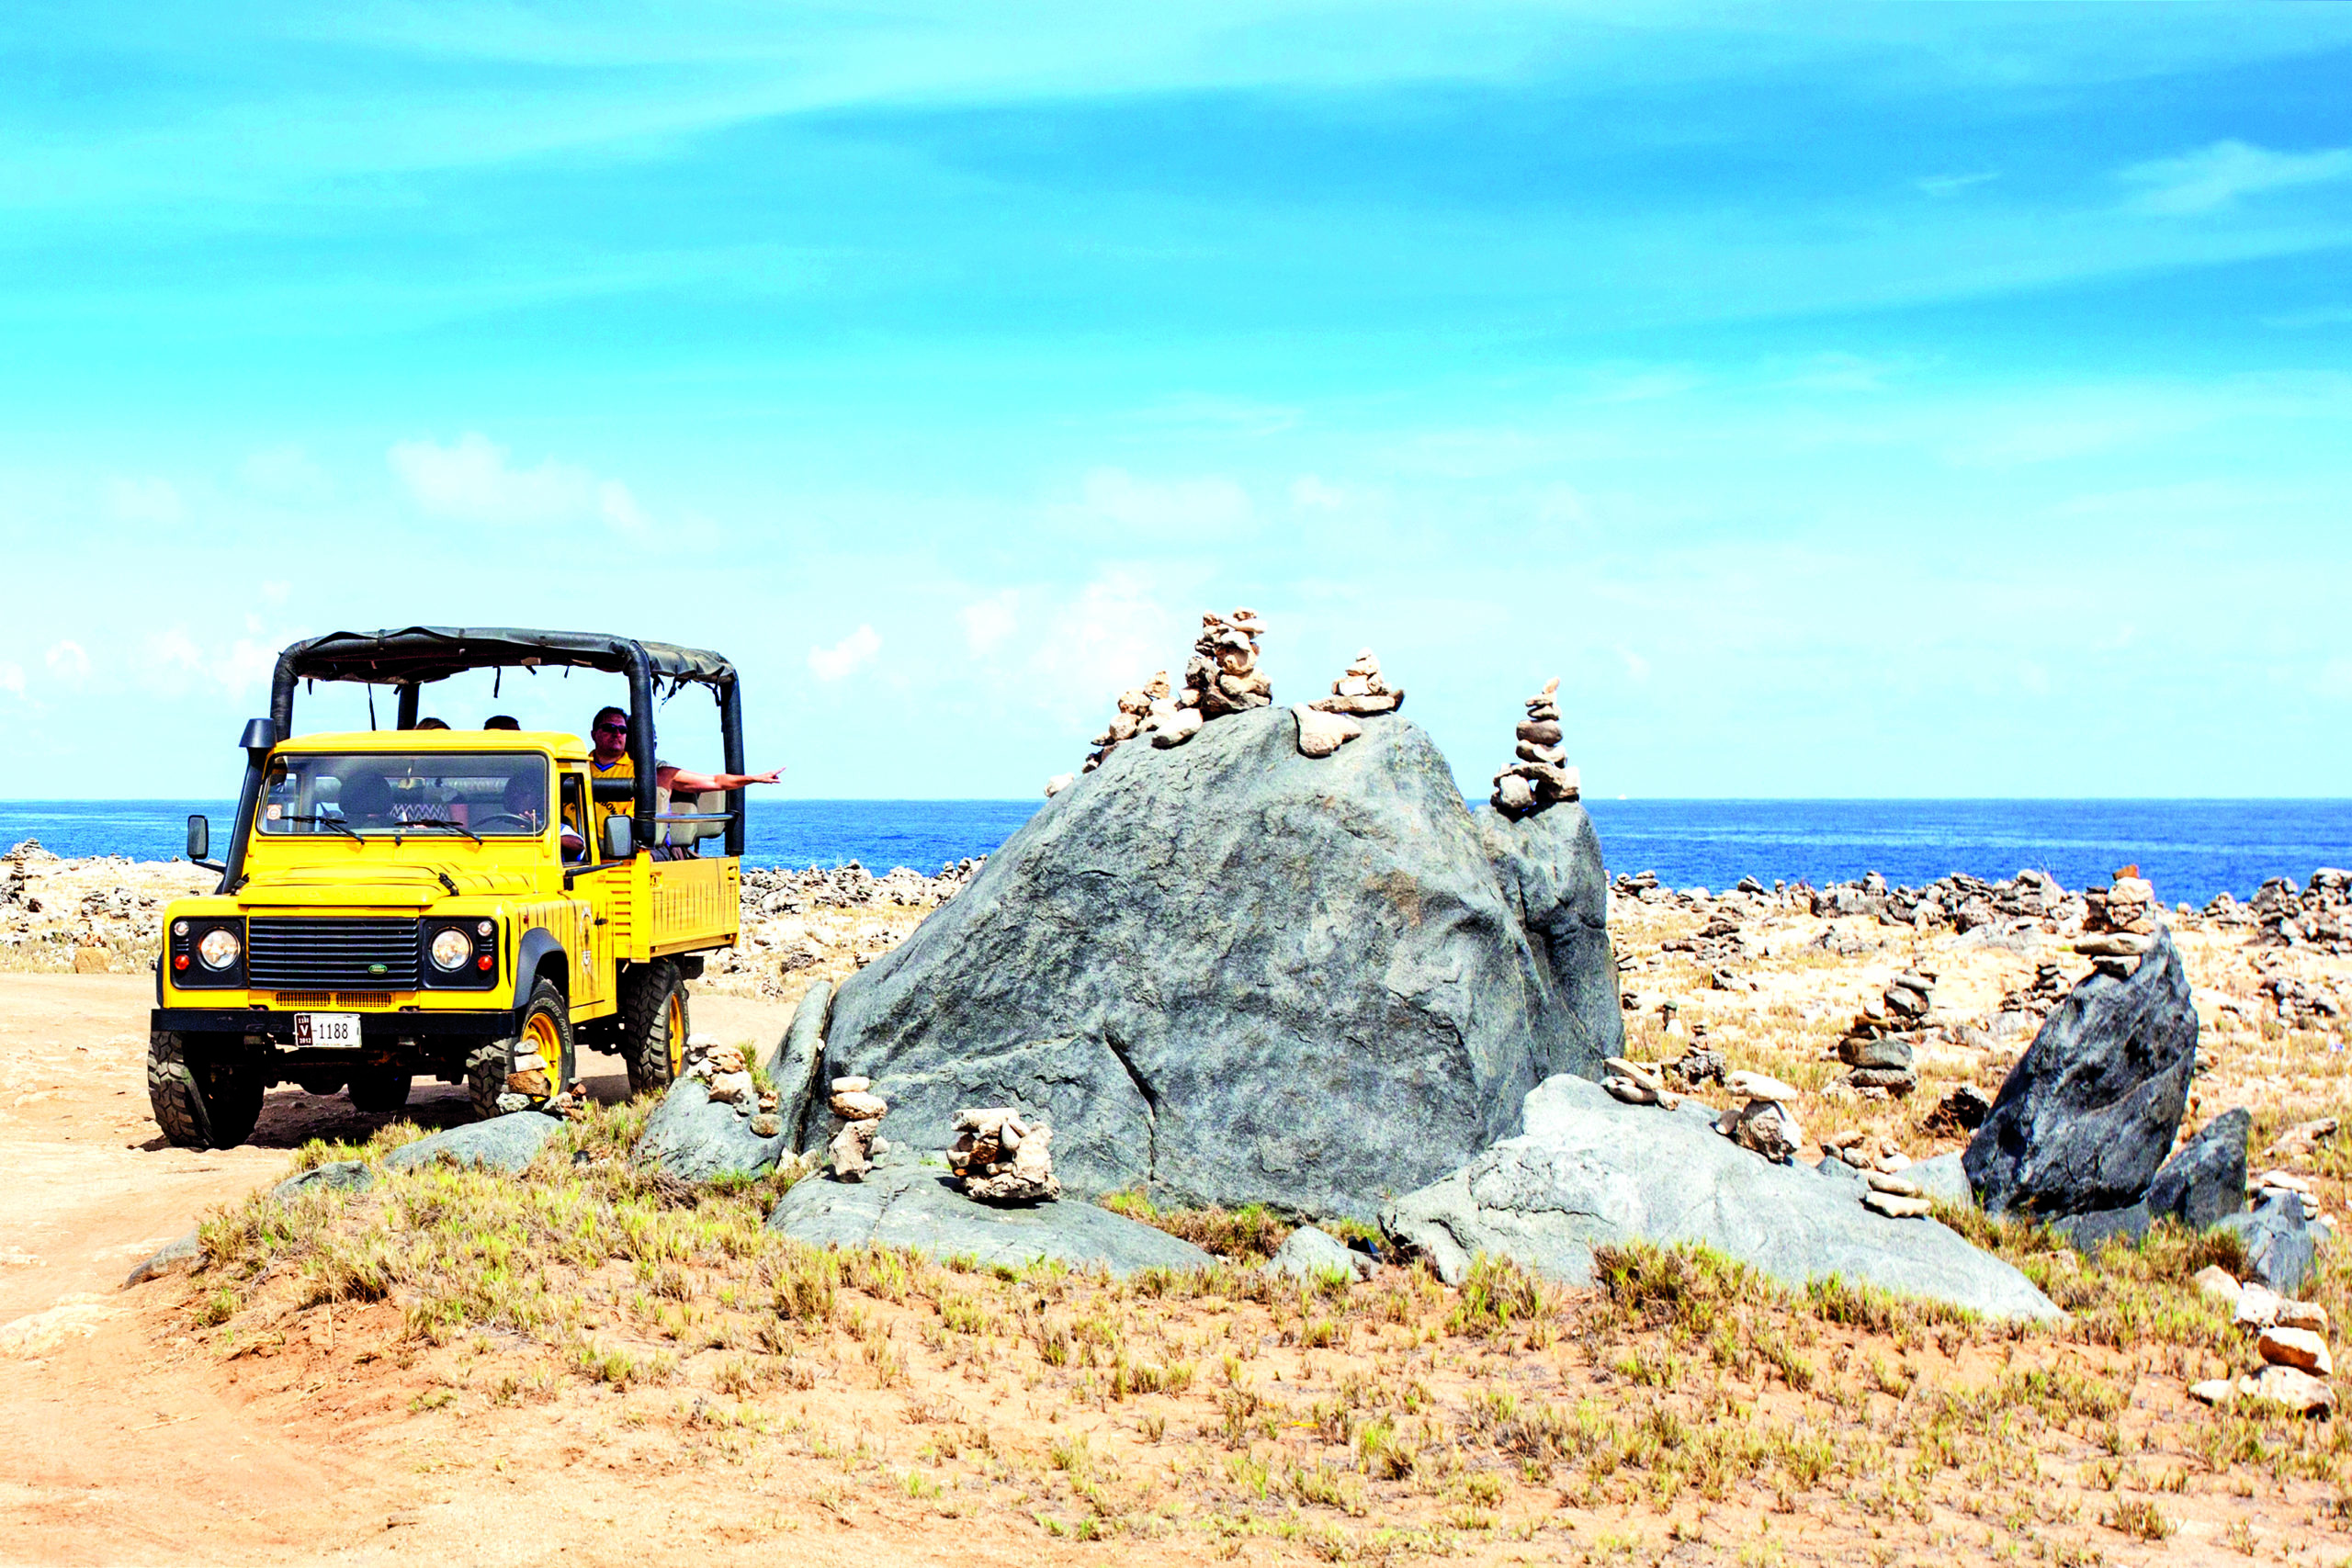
left=148, top=626, right=748, bottom=1148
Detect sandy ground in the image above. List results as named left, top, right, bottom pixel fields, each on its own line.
left=3, top=887, right=2348, bottom=1566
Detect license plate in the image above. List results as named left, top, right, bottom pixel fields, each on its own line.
left=295, top=1012, right=362, bottom=1049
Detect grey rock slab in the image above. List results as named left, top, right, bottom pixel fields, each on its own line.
left=270, top=1160, right=375, bottom=1201
left=1964, top=927, right=2199, bottom=1219
left=2147, top=1108, right=2251, bottom=1231
left=385, top=1112, right=563, bottom=1175
left=764, top=1165, right=1214, bottom=1277
left=1262, top=1224, right=1375, bottom=1283
left=1381, top=1076, right=2062, bottom=1322
left=763, top=979, right=832, bottom=1149
left=1472, top=802, right=1623, bottom=1075
left=1907, top=1153, right=1974, bottom=1210
left=635, top=1078, right=790, bottom=1182
left=122, top=1230, right=203, bottom=1288
left=820, top=705, right=1616, bottom=1221
left=2220, top=1190, right=2316, bottom=1296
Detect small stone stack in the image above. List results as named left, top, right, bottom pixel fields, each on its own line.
left=2191, top=1277, right=2337, bottom=1416
left=1602, top=1055, right=1680, bottom=1109
left=1084, top=671, right=1175, bottom=773
left=1714, top=1070, right=1804, bottom=1164
left=1998, top=961, right=2068, bottom=1019
left=1490, top=679, right=1580, bottom=818
left=667, top=1033, right=783, bottom=1134
left=1825, top=1128, right=1912, bottom=1175
left=826, top=1075, right=890, bottom=1182
left=946, top=1107, right=1060, bottom=1203
left=1835, top=971, right=1932, bottom=1097
left=1294, top=648, right=1405, bottom=759
left=1151, top=609, right=1272, bottom=750
left=2077, top=868, right=2160, bottom=977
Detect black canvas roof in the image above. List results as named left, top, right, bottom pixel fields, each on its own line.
left=275, top=626, right=734, bottom=688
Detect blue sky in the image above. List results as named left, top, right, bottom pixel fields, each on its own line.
left=1, top=3, right=2348, bottom=800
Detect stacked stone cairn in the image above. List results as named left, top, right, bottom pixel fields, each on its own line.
left=1714, top=1070, right=1804, bottom=1165
left=1834, top=970, right=1933, bottom=1097
left=1150, top=609, right=1272, bottom=750
left=2075, top=867, right=2159, bottom=976
left=662, top=1033, right=782, bottom=1134
left=1294, top=648, right=1404, bottom=759
left=2191, top=1271, right=2338, bottom=1416
left=1489, top=679, right=1580, bottom=818
left=1602, top=1055, right=1680, bottom=1110
left=1997, top=961, right=2069, bottom=1020
left=1820, top=1129, right=1931, bottom=1219
left=946, top=1107, right=1061, bottom=1203
left=826, top=1075, right=890, bottom=1181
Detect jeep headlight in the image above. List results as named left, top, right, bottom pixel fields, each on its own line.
left=197, top=927, right=242, bottom=970
left=429, top=928, right=473, bottom=972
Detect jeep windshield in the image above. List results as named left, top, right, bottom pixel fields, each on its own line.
left=258, top=752, right=553, bottom=838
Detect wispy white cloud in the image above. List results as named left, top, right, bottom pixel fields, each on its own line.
left=0, top=661, right=23, bottom=698
left=2121, top=139, right=2352, bottom=215
left=958, top=592, right=1019, bottom=656
left=1073, top=468, right=1250, bottom=533
left=243, top=444, right=334, bottom=502
left=141, top=625, right=287, bottom=698
left=101, top=476, right=182, bottom=524
left=389, top=431, right=650, bottom=532
left=808, top=625, right=882, bottom=682
left=44, top=640, right=90, bottom=684
left=1915, top=171, right=1998, bottom=196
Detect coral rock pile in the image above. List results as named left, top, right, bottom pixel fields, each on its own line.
left=946, top=1107, right=1061, bottom=1203
left=1152, top=609, right=1272, bottom=750
left=1601, top=1055, right=1679, bottom=1109
left=2191, top=1278, right=2339, bottom=1416
left=1293, top=648, right=1404, bottom=759
left=2075, top=868, right=2160, bottom=977
left=1490, top=679, right=1580, bottom=818
left=663, top=1033, right=783, bottom=1133
left=826, top=1075, right=890, bottom=1182
left=1715, top=1069, right=1804, bottom=1165
left=1081, top=671, right=1176, bottom=776
left=1835, top=971, right=1933, bottom=1097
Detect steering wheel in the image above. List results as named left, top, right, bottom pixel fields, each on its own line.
left=471, top=812, right=536, bottom=830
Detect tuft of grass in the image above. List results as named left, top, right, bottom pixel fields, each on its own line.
left=1095, top=1190, right=1294, bottom=1261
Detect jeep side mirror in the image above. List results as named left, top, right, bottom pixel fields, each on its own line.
left=186, top=815, right=209, bottom=861
left=602, top=816, right=635, bottom=861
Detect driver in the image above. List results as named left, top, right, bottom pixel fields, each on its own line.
left=336, top=771, right=396, bottom=829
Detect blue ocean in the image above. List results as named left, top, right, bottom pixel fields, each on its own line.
left=2, top=797, right=2346, bottom=906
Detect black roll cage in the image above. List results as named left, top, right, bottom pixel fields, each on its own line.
left=229, top=626, right=746, bottom=886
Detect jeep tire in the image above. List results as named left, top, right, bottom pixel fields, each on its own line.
left=469, top=978, right=573, bottom=1121
left=618, top=959, right=689, bottom=1099
left=148, top=1030, right=264, bottom=1150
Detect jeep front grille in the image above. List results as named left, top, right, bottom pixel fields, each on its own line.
left=248, top=919, right=422, bottom=989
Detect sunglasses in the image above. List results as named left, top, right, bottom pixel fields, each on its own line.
left=594, top=722, right=628, bottom=735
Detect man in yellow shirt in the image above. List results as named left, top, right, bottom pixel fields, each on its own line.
left=563, top=705, right=783, bottom=859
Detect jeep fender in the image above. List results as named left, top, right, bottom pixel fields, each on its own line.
left=513, top=928, right=569, bottom=1011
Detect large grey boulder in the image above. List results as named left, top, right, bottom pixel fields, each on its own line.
left=1964, top=929, right=2198, bottom=1219
left=818, top=705, right=1615, bottom=1220
left=2147, top=1108, right=2250, bottom=1230
left=635, top=1079, right=790, bottom=1181
left=386, top=1112, right=563, bottom=1174
left=765, top=1165, right=1214, bottom=1277
left=1382, top=1076, right=2062, bottom=1322
left=1474, top=803, right=1624, bottom=1067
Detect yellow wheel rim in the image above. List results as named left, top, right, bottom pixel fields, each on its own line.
left=526, top=1010, right=560, bottom=1092
left=664, top=991, right=686, bottom=1080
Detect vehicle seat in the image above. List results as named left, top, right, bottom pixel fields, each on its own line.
left=655, top=787, right=728, bottom=850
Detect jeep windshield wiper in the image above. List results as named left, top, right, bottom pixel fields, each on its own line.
left=281, top=813, right=362, bottom=843
left=400, top=818, right=482, bottom=845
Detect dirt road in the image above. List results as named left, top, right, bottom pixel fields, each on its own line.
left=0, top=973, right=820, bottom=1568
